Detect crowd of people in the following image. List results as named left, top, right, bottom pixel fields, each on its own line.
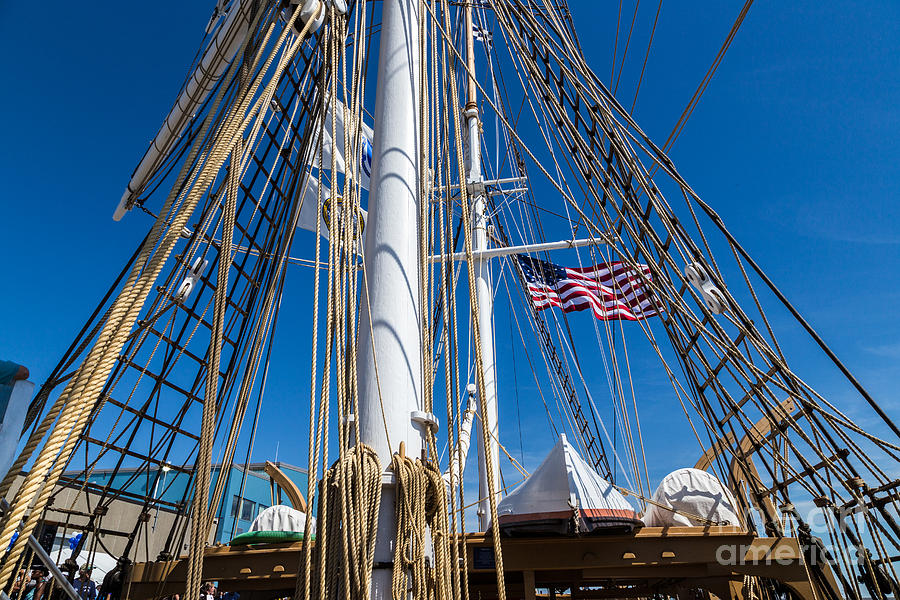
left=7, top=561, right=126, bottom=600
left=4, top=559, right=241, bottom=600
left=198, top=582, right=239, bottom=600
left=162, top=582, right=239, bottom=600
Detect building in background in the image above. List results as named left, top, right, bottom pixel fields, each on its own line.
left=4, top=461, right=305, bottom=578
left=75, top=461, right=308, bottom=543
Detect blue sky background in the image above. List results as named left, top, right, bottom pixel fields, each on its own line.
left=1, top=1, right=899, bottom=515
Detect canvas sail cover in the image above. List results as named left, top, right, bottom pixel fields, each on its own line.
left=250, top=504, right=315, bottom=535
left=0, top=380, right=33, bottom=480
left=495, top=434, right=641, bottom=536
left=641, top=467, right=741, bottom=527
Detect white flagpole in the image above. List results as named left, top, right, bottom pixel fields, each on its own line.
left=464, top=1, right=502, bottom=532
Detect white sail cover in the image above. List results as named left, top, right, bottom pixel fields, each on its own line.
left=0, top=380, right=33, bottom=479
left=496, top=434, right=641, bottom=536
left=250, top=504, right=315, bottom=535
left=113, top=0, right=253, bottom=220
left=642, top=467, right=741, bottom=527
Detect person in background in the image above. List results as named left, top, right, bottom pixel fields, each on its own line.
left=60, top=560, right=78, bottom=585
left=201, top=582, right=216, bottom=600
left=49, top=561, right=78, bottom=600
left=22, top=567, right=47, bottom=600
left=75, top=566, right=97, bottom=600
left=98, top=558, right=129, bottom=600
left=9, top=569, right=27, bottom=597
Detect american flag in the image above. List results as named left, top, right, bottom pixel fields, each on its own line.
left=515, top=254, right=659, bottom=321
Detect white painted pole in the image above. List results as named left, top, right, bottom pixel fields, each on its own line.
left=464, top=2, right=501, bottom=533
left=443, top=384, right=478, bottom=485
left=355, top=0, right=424, bottom=595
left=428, top=236, right=608, bottom=263
left=0, top=380, right=33, bottom=481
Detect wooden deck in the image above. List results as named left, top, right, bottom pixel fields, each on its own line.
left=128, top=526, right=840, bottom=600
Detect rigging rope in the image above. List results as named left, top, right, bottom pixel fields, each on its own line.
left=629, top=0, right=661, bottom=114
left=0, top=2, right=313, bottom=588
left=184, top=132, right=240, bottom=599
left=438, top=0, right=507, bottom=596
left=658, top=0, right=755, bottom=157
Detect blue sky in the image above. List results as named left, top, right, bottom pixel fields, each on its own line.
left=1, top=0, right=898, bottom=511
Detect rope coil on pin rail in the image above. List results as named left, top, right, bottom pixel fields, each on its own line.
left=390, top=443, right=454, bottom=600
left=312, top=444, right=381, bottom=600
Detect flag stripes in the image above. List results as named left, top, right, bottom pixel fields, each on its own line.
left=516, top=254, right=659, bottom=321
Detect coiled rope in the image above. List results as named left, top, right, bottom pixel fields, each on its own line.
left=391, top=450, right=453, bottom=600
left=312, top=444, right=382, bottom=600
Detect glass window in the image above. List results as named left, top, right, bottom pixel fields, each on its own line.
left=230, top=495, right=241, bottom=517
left=240, top=498, right=255, bottom=521
left=257, top=504, right=269, bottom=517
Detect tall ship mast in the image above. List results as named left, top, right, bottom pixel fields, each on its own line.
left=1, top=3, right=899, bottom=600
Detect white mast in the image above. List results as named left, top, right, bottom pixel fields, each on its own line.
left=356, top=0, right=424, bottom=596
left=464, top=2, right=502, bottom=532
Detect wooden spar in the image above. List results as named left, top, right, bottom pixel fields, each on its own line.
left=263, top=461, right=307, bottom=512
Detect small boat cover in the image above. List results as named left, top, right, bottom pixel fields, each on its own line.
left=250, top=504, right=316, bottom=535
left=496, top=434, right=641, bottom=536
left=642, top=467, right=741, bottom=527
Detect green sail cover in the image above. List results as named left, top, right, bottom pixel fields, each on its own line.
left=229, top=530, right=313, bottom=546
